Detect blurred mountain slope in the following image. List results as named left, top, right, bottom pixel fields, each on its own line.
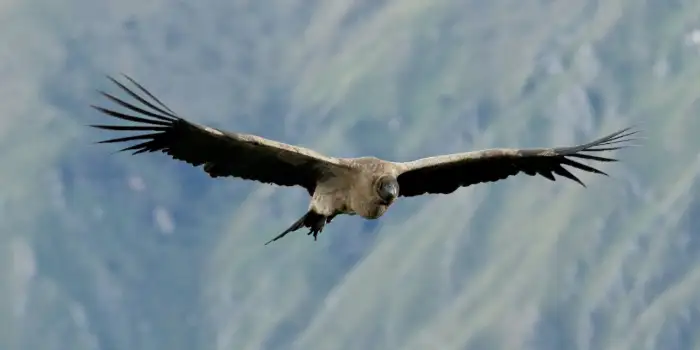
left=2, top=0, right=699, bottom=349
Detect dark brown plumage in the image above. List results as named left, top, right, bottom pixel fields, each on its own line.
left=396, top=131, right=632, bottom=196
left=90, top=75, right=639, bottom=244
left=91, top=75, right=349, bottom=196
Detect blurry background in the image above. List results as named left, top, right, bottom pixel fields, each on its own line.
left=1, top=0, right=698, bottom=349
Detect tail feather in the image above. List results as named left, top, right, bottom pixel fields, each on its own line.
left=264, top=210, right=326, bottom=245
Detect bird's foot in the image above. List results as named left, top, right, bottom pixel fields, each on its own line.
left=307, top=218, right=326, bottom=241
left=264, top=210, right=329, bottom=245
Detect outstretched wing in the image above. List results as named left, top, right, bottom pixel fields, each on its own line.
left=90, top=75, right=350, bottom=195
left=395, top=127, right=638, bottom=197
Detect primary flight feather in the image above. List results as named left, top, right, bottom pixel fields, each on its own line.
left=90, top=75, right=639, bottom=244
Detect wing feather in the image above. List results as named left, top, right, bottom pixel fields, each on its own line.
left=90, top=75, right=350, bottom=195
left=396, top=127, right=638, bottom=197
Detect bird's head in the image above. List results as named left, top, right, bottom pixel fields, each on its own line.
left=375, top=176, right=399, bottom=205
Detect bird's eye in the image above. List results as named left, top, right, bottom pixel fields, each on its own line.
left=376, top=179, right=388, bottom=193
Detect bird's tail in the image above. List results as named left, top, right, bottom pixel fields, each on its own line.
left=264, top=210, right=326, bottom=245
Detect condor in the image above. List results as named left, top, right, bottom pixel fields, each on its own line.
left=90, top=75, right=638, bottom=244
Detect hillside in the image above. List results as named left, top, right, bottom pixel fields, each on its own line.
left=2, top=0, right=699, bottom=349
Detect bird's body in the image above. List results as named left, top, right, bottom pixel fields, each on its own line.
left=90, top=75, right=639, bottom=244
left=316, top=157, right=400, bottom=218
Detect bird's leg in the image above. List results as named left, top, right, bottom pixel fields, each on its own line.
left=265, top=210, right=328, bottom=245
left=307, top=216, right=326, bottom=241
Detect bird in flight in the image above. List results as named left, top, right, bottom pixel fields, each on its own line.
left=90, top=75, right=638, bottom=245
